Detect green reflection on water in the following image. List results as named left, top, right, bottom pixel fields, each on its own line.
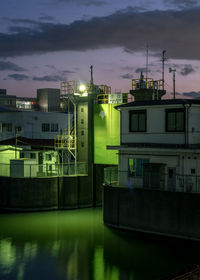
left=0, top=208, right=200, bottom=280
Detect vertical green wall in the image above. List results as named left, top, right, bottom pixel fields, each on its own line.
left=94, top=104, right=120, bottom=165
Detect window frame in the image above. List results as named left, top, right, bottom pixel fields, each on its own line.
left=42, top=123, right=50, bottom=132
left=129, top=110, right=147, bottom=132
left=2, top=123, right=12, bottom=132
left=166, top=108, right=185, bottom=132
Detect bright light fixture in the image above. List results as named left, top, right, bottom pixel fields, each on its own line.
left=79, top=84, right=86, bottom=92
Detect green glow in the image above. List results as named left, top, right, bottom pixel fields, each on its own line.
left=94, top=247, right=104, bottom=280
left=79, top=84, right=86, bottom=92
left=94, top=104, right=120, bottom=164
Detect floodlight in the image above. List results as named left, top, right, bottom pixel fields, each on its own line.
left=79, top=84, right=86, bottom=92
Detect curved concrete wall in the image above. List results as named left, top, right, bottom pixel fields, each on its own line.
left=0, top=174, right=96, bottom=212
left=0, top=176, right=58, bottom=211
left=103, top=186, right=200, bottom=241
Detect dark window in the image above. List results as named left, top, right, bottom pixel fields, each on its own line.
left=81, top=119, right=84, bottom=124
left=81, top=130, right=84, bottom=136
left=81, top=107, right=84, bottom=112
left=81, top=142, right=84, bottom=147
left=2, top=123, right=12, bottom=132
left=191, top=168, right=196, bottom=174
left=168, top=168, right=174, bottom=178
left=51, top=123, right=58, bottom=132
left=128, top=158, right=149, bottom=177
left=30, top=153, right=36, bottom=159
left=129, top=110, right=146, bottom=132
left=42, top=123, right=50, bottom=132
left=166, top=109, right=185, bottom=132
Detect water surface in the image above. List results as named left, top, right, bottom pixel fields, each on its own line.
left=0, top=208, right=200, bottom=280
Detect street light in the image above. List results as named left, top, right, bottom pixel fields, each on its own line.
left=169, top=67, right=176, bottom=99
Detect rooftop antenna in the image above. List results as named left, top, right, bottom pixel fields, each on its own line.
left=169, top=67, right=176, bottom=99
left=90, top=65, right=94, bottom=85
left=146, top=44, right=149, bottom=82
left=162, top=50, right=166, bottom=90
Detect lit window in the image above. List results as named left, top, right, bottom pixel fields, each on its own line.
left=129, top=110, right=146, bottom=132
left=166, top=109, right=185, bottom=132
left=128, top=158, right=149, bottom=177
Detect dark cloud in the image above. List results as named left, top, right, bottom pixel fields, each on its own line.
left=0, top=61, right=25, bottom=71
left=38, top=15, right=55, bottom=21
left=180, top=64, right=195, bottom=76
left=120, top=73, right=134, bottom=79
left=135, top=68, right=148, bottom=73
left=1, top=8, right=200, bottom=60
left=54, top=0, right=107, bottom=6
left=45, top=64, right=57, bottom=69
left=33, top=74, right=65, bottom=82
left=8, top=74, right=29, bottom=80
left=60, top=70, right=75, bottom=74
left=182, top=91, right=200, bottom=98
left=121, top=66, right=135, bottom=71
left=164, top=0, right=198, bottom=8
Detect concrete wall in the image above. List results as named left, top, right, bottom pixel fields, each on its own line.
left=104, top=186, right=200, bottom=241
left=0, top=174, right=95, bottom=212
left=0, top=176, right=59, bottom=211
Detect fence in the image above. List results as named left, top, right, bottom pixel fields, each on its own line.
left=0, top=162, right=88, bottom=178
left=103, top=166, right=118, bottom=185
left=104, top=168, right=200, bottom=194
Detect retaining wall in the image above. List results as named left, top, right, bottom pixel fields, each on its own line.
left=103, top=186, right=200, bottom=241
left=0, top=175, right=93, bottom=212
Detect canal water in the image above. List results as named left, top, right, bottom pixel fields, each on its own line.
left=0, top=208, right=200, bottom=280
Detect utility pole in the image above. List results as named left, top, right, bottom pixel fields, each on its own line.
left=169, top=67, right=176, bottom=99
left=162, top=50, right=166, bottom=90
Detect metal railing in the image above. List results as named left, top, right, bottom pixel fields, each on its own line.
left=103, top=166, right=118, bottom=185
left=104, top=168, right=200, bottom=194
left=0, top=162, right=88, bottom=178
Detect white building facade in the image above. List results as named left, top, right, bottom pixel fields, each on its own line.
left=0, top=110, right=68, bottom=141
left=108, top=99, right=200, bottom=193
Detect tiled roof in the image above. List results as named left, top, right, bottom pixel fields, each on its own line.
left=115, top=99, right=200, bottom=109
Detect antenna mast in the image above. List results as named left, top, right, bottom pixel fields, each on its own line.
left=146, top=44, right=149, bottom=82
left=90, top=65, right=94, bottom=85
left=162, top=50, right=166, bottom=90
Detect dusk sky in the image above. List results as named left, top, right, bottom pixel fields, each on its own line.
left=1, top=0, right=200, bottom=98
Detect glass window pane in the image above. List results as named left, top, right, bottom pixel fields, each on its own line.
left=128, top=158, right=135, bottom=176
left=139, top=113, right=146, bottom=131
left=176, top=112, right=184, bottom=131
left=131, top=114, right=138, bottom=131
left=167, top=112, right=175, bottom=131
